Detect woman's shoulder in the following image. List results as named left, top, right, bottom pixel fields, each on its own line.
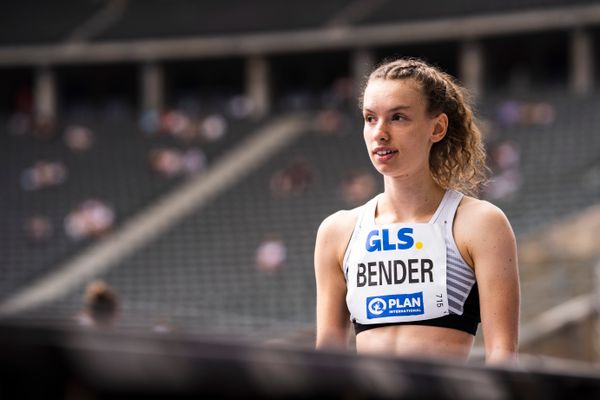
left=455, top=194, right=516, bottom=249
left=316, top=204, right=367, bottom=260
left=457, top=194, right=511, bottom=226
left=452, top=194, right=516, bottom=269
left=318, top=206, right=362, bottom=239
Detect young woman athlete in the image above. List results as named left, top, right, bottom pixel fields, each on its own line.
left=314, top=58, right=520, bottom=364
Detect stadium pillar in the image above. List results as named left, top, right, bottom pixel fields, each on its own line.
left=352, top=49, right=374, bottom=99
left=246, top=56, right=270, bottom=119
left=140, top=62, right=164, bottom=112
left=459, top=40, right=483, bottom=98
left=34, top=65, right=56, bottom=122
left=570, top=28, right=594, bottom=95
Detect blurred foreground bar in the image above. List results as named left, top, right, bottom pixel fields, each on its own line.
left=0, top=323, right=599, bottom=399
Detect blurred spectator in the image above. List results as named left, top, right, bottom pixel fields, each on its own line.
left=152, top=320, right=175, bottom=334
left=24, top=215, right=53, bottom=243
left=148, top=147, right=206, bottom=178
left=180, top=148, right=207, bottom=174
left=139, top=109, right=161, bottom=136
left=493, top=140, right=520, bottom=171
left=340, top=170, right=377, bottom=206
left=496, top=100, right=556, bottom=128
left=77, top=280, right=119, bottom=328
left=228, top=95, right=255, bottom=119
left=140, top=107, right=230, bottom=142
left=529, top=102, right=555, bottom=126
left=496, top=100, right=520, bottom=127
left=32, top=114, right=57, bottom=140
left=315, top=108, right=347, bottom=136
left=64, top=199, right=115, bottom=240
left=161, top=109, right=192, bottom=138
left=484, top=140, right=522, bottom=201
left=270, top=157, right=314, bottom=197
left=485, top=169, right=522, bottom=200
left=149, top=147, right=182, bottom=178
left=20, top=160, right=68, bottom=191
left=64, top=125, right=94, bottom=152
left=256, top=235, right=287, bottom=272
left=200, top=113, right=227, bottom=142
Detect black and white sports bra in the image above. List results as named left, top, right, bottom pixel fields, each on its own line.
left=343, top=190, right=480, bottom=335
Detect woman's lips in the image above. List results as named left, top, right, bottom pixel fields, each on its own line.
left=373, top=147, right=398, bottom=162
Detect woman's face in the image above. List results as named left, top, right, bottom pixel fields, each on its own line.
left=362, top=78, right=446, bottom=179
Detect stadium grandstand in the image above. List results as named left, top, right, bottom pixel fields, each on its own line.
left=1, top=0, right=600, bottom=397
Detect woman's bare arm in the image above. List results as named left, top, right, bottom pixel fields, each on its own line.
left=314, top=211, right=354, bottom=350
left=460, top=200, right=520, bottom=364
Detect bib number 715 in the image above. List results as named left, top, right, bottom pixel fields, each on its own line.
left=436, top=293, right=444, bottom=308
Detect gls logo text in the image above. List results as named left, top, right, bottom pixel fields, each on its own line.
left=366, top=228, right=414, bottom=252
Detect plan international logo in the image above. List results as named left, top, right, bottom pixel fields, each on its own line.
left=366, top=292, right=424, bottom=319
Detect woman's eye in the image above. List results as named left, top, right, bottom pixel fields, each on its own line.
left=391, top=114, right=404, bottom=121
left=364, top=115, right=375, bottom=123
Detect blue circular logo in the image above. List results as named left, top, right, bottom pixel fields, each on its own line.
left=368, top=298, right=386, bottom=316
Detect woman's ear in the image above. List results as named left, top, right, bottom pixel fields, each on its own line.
left=431, top=113, right=448, bottom=143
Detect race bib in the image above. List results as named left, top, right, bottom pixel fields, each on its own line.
left=346, top=223, right=449, bottom=324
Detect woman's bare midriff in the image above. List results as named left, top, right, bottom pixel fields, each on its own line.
left=355, top=325, right=474, bottom=359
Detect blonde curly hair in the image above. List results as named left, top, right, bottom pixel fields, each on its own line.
left=360, top=57, right=488, bottom=197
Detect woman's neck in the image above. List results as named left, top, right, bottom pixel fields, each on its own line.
left=377, top=173, right=446, bottom=224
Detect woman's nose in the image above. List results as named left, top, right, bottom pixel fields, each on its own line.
left=373, top=121, right=389, bottom=142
